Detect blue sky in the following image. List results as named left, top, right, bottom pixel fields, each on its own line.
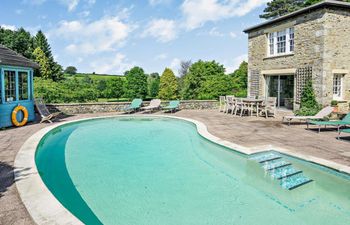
left=2, top=0, right=268, bottom=75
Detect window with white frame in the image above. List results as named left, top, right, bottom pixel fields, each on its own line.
left=268, top=27, right=294, bottom=56
left=333, top=74, right=343, bottom=100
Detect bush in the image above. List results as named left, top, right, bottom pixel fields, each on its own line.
left=34, top=77, right=98, bottom=103
left=158, top=68, right=178, bottom=100
left=295, top=80, right=321, bottom=116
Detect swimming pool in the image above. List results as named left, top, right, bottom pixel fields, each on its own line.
left=35, top=117, right=350, bottom=225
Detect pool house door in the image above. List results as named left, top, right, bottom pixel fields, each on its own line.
left=266, top=75, right=294, bottom=109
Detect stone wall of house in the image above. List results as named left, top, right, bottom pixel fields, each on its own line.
left=323, top=8, right=350, bottom=104
left=46, top=100, right=219, bottom=114
left=247, top=8, right=327, bottom=104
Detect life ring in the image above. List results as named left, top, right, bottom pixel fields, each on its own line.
left=12, top=105, right=29, bottom=127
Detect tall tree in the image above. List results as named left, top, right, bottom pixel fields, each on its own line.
left=260, top=0, right=304, bottom=19
left=104, top=77, right=125, bottom=99
left=33, top=47, right=52, bottom=79
left=148, top=72, right=160, bottom=98
left=230, top=61, right=248, bottom=97
left=182, top=60, right=225, bottom=99
left=178, top=60, right=192, bottom=78
left=124, top=67, right=148, bottom=99
left=0, top=27, right=34, bottom=59
left=261, top=0, right=350, bottom=19
left=65, top=66, right=77, bottom=75
left=158, top=68, right=178, bottom=100
left=34, top=30, right=63, bottom=81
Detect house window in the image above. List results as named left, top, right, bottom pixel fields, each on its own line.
left=267, top=27, right=294, bottom=56
left=277, top=30, right=286, bottom=53
left=289, top=28, right=294, bottom=52
left=333, top=74, right=343, bottom=100
left=268, top=33, right=274, bottom=55
left=4, top=70, right=16, bottom=102
left=18, top=71, right=29, bottom=100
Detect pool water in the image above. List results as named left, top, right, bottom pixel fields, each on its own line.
left=35, top=117, right=350, bottom=225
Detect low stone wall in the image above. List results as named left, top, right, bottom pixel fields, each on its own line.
left=46, top=100, right=219, bottom=114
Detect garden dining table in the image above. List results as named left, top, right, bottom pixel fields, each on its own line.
left=241, top=98, right=265, bottom=117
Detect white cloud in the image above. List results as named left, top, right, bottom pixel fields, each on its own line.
left=208, top=27, right=224, bottom=37
left=1, top=24, right=17, bottom=31
left=15, top=9, right=23, bottom=15
left=59, top=0, right=79, bottom=12
left=143, top=19, right=178, bottom=42
left=50, top=17, right=135, bottom=55
left=89, top=53, right=134, bottom=74
left=181, top=0, right=268, bottom=30
left=224, top=54, right=247, bottom=73
left=79, top=10, right=90, bottom=17
left=169, top=58, right=181, bottom=76
left=229, top=31, right=237, bottom=39
left=155, top=53, right=168, bottom=60
left=149, top=0, right=171, bottom=6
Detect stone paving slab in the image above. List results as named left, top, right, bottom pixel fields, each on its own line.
left=1, top=110, right=349, bottom=224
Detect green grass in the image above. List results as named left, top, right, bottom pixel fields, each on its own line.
left=64, top=73, right=125, bottom=81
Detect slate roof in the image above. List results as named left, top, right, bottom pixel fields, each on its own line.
left=0, top=44, right=39, bottom=69
left=244, top=0, right=350, bottom=33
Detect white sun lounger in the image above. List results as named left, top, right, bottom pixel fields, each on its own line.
left=141, top=99, right=161, bottom=112
left=282, top=106, right=334, bottom=126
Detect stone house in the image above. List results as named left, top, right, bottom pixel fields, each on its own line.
left=244, top=0, right=350, bottom=110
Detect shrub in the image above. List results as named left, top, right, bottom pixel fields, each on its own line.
left=295, top=80, right=321, bottom=116
left=158, top=68, right=178, bottom=100
left=124, top=67, right=148, bottom=99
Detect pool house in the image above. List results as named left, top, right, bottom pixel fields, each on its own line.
left=244, top=0, right=350, bottom=110
left=0, top=44, right=38, bottom=128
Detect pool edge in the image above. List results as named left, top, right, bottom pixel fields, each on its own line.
left=14, top=115, right=350, bottom=225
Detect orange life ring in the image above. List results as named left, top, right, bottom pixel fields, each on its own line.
left=11, top=105, right=29, bottom=127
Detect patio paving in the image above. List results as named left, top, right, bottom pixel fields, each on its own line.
left=0, top=109, right=349, bottom=224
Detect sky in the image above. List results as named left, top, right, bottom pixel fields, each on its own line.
left=1, top=0, right=269, bottom=75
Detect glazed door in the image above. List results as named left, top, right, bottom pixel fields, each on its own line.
left=266, top=75, right=294, bottom=108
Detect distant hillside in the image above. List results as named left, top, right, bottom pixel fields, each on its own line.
left=64, top=73, right=125, bottom=80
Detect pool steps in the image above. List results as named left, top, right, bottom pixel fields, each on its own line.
left=250, top=152, right=313, bottom=190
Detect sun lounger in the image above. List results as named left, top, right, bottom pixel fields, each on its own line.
left=124, top=99, right=142, bottom=113
left=34, top=98, right=61, bottom=123
left=141, top=99, right=161, bottom=112
left=283, top=106, right=334, bottom=126
left=307, top=112, right=350, bottom=133
left=163, top=100, right=180, bottom=113
left=338, top=128, right=350, bottom=140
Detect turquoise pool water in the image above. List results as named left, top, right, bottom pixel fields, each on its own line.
left=35, top=117, right=350, bottom=225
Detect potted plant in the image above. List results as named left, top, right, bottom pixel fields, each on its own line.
left=331, top=100, right=338, bottom=113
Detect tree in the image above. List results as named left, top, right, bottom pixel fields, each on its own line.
left=198, top=75, right=234, bottom=100
left=261, top=0, right=350, bottom=19
left=148, top=73, right=160, bottom=98
left=33, top=47, right=52, bottom=79
left=260, top=0, right=304, bottom=19
left=230, top=61, right=248, bottom=97
left=178, top=60, right=192, bottom=77
left=158, top=68, right=178, bottom=100
left=104, top=77, right=125, bottom=99
left=182, top=60, right=225, bottom=99
left=296, top=80, right=321, bottom=116
left=0, top=27, right=34, bottom=59
left=124, top=67, right=148, bottom=99
left=65, top=66, right=77, bottom=75
left=34, top=30, right=63, bottom=81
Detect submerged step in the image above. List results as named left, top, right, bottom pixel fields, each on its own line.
left=269, top=165, right=302, bottom=179
left=262, top=160, right=291, bottom=171
left=280, top=174, right=313, bottom=190
left=250, top=152, right=281, bottom=163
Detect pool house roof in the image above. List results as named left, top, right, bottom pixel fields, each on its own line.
left=243, top=0, right=350, bottom=33
left=0, top=44, right=39, bottom=69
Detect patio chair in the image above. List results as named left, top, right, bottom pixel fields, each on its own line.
left=34, top=98, right=61, bottom=123
left=338, top=128, right=350, bottom=140
left=219, top=96, right=226, bottom=112
left=141, top=99, right=161, bottom=113
left=307, top=112, right=350, bottom=133
left=163, top=100, right=180, bottom=113
left=282, top=106, right=334, bottom=126
left=226, top=96, right=235, bottom=114
left=123, top=99, right=143, bottom=113
left=234, top=98, right=252, bottom=117
left=260, top=97, right=277, bottom=118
